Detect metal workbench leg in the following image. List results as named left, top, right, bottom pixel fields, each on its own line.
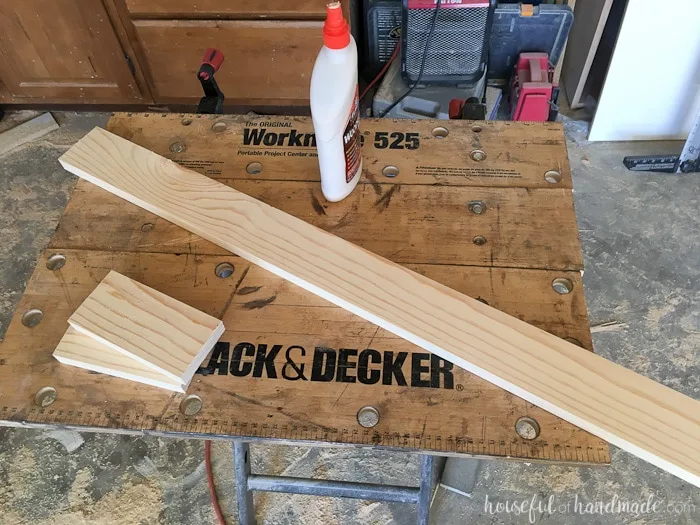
left=232, top=442, right=441, bottom=524
left=233, top=441, right=256, bottom=525
left=417, top=454, right=436, bottom=525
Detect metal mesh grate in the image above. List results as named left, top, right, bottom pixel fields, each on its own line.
left=405, top=7, right=488, bottom=80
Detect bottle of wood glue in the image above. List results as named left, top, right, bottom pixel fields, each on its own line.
left=310, top=2, right=362, bottom=202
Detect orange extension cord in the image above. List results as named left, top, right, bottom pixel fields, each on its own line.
left=205, top=440, right=226, bottom=525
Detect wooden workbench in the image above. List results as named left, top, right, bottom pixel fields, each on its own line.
left=0, top=113, right=609, bottom=465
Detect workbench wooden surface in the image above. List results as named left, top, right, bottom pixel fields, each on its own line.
left=0, top=113, right=609, bottom=464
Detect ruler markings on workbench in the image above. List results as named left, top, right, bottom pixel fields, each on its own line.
left=2, top=404, right=608, bottom=462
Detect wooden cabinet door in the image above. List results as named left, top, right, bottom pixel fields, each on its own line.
left=125, top=0, right=332, bottom=19
left=0, top=1, right=141, bottom=102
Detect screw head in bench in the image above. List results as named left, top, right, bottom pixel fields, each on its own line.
left=246, top=162, right=263, bottom=175
left=35, top=387, right=57, bottom=407
left=468, top=201, right=486, bottom=214
left=382, top=165, right=399, bottom=178
left=545, top=170, right=562, bottom=184
left=46, top=254, right=66, bottom=271
left=170, top=142, right=186, bottom=153
left=470, top=150, right=486, bottom=162
left=432, top=126, right=449, bottom=139
left=22, top=309, right=43, bottom=328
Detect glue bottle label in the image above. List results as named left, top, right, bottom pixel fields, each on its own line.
left=343, top=88, right=361, bottom=183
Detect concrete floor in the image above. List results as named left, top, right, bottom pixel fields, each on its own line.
left=0, top=111, right=698, bottom=524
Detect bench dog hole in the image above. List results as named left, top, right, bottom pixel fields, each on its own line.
left=357, top=406, right=380, bottom=428
left=515, top=416, right=540, bottom=440
left=215, top=262, right=235, bottom=279
left=552, top=278, right=574, bottom=295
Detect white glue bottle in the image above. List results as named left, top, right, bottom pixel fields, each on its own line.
left=310, top=2, right=362, bottom=202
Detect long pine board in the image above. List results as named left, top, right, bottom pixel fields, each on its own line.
left=59, top=127, right=700, bottom=488
left=69, top=270, right=224, bottom=383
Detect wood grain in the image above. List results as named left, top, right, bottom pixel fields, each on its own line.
left=102, top=0, right=156, bottom=104
left=52, top=179, right=582, bottom=270
left=54, top=326, right=185, bottom=392
left=0, top=249, right=607, bottom=461
left=59, top=128, right=700, bottom=487
left=231, top=263, right=594, bottom=350
left=561, top=0, right=613, bottom=108
left=125, top=0, right=343, bottom=19
left=133, top=20, right=323, bottom=106
left=0, top=0, right=141, bottom=102
left=0, top=113, right=58, bottom=157
left=69, top=270, right=224, bottom=383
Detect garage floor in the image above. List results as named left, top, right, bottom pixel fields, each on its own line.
left=0, top=111, right=698, bottom=525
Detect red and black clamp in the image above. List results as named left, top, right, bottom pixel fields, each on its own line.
left=197, top=48, right=225, bottom=114
left=448, top=97, right=486, bottom=120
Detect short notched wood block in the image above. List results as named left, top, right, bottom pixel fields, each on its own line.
left=54, top=326, right=186, bottom=392
left=67, top=270, right=224, bottom=385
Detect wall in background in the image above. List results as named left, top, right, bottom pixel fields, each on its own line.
left=589, top=0, right=700, bottom=141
